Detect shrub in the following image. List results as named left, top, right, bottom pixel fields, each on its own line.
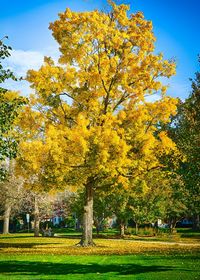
left=138, top=227, right=154, bottom=236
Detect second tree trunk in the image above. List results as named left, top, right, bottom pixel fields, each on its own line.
left=34, top=196, right=40, bottom=237
left=3, top=202, right=11, bottom=234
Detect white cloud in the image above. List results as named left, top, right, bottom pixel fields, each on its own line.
left=6, top=50, right=44, bottom=76
left=6, top=47, right=59, bottom=76
left=2, top=47, right=59, bottom=96
left=3, top=79, right=31, bottom=96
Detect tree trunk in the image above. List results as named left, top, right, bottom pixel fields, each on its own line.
left=169, top=219, right=177, bottom=234
left=95, top=220, right=100, bottom=235
left=3, top=202, right=11, bottom=234
left=135, top=222, right=138, bottom=235
left=75, top=218, right=81, bottom=231
left=192, top=214, right=200, bottom=230
left=34, top=196, right=40, bottom=237
left=154, top=220, right=158, bottom=236
left=120, top=223, right=125, bottom=236
left=79, top=182, right=95, bottom=246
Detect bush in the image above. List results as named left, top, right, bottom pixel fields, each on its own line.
left=138, top=227, right=154, bottom=236
left=64, top=216, right=75, bottom=228
left=157, top=227, right=170, bottom=235
left=40, top=221, right=53, bottom=230
left=125, top=227, right=136, bottom=235
left=125, top=227, right=155, bottom=236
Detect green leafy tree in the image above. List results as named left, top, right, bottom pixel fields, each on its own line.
left=0, top=37, right=26, bottom=180
left=170, top=62, right=200, bottom=229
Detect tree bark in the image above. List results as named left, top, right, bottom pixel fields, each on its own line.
left=154, top=220, right=158, bottom=235
left=79, top=182, right=95, bottom=246
left=192, top=214, right=200, bottom=230
left=120, top=223, right=125, bottom=236
left=135, top=222, right=138, bottom=235
left=169, top=218, right=177, bottom=234
left=34, top=196, right=40, bottom=237
left=95, top=220, right=100, bottom=235
left=3, top=202, right=11, bottom=234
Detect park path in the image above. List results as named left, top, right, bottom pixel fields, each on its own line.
left=105, top=238, right=200, bottom=247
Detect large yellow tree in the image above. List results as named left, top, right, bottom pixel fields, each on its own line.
left=23, top=1, right=177, bottom=246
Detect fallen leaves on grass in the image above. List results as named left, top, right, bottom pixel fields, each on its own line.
left=0, top=235, right=199, bottom=256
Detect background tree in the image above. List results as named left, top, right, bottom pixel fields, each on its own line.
left=93, top=189, right=114, bottom=235
left=127, top=171, right=170, bottom=235
left=169, top=61, right=200, bottom=230
left=24, top=1, right=178, bottom=246
left=0, top=38, right=26, bottom=234
left=0, top=160, right=25, bottom=234
left=0, top=38, right=26, bottom=180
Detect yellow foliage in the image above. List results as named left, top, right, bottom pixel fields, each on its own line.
left=18, top=1, right=178, bottom=193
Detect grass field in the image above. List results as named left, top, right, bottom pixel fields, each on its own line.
left=0, top=231, right=199, bottom=279
left=0, top=254, right=199, bottom=280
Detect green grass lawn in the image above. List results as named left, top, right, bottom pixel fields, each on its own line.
left=0, top=232, right=199, bottom=279
left=176, top=228, right=200, bottom=239
left=0, top=254, right=199, bottom=279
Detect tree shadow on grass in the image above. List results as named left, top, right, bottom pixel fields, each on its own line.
left=0, top=242, right=60, bottom=249
left=181, top=234, right=200, bottom=239
left=56, top=235, right=81, bottom=239
left=0, top=260, right=192, bottom=277
left=0, top=235, right=34, bottom=239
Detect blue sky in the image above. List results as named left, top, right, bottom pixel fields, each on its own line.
left=1, top=0, right=199, bottom=99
